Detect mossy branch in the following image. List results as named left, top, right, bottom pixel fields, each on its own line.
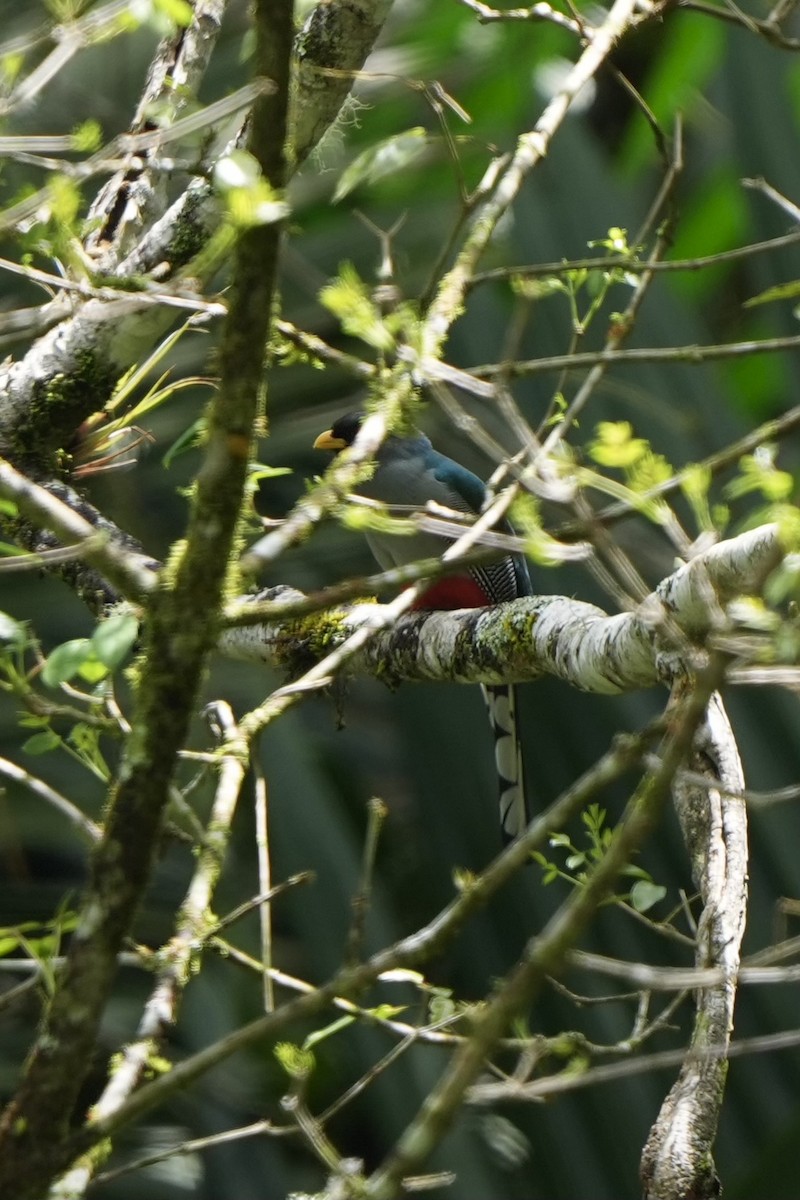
left=221, top=524, right=783, bottom=694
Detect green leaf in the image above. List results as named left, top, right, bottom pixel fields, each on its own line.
left=70, top=119, right=102, bottom=153
left=248, top=463, right=293, bottom=484
left=366, top=1003, right=406, bottom=1020
left=588, top=421, right=648, bottom=469
left=549, top=831, right=571, bottom=846
left=342, top=504, right=417, bottom=538
left=629, top=879, right=667, bottom=913
left=725, top=451, right=793, bottom=503
left=47, top=174, right=81, bottom=227
left=429, top=989, right=456, bottom=1024
left=510, top=274, right=566, bottom=301
left=91, top=611, right=139, bottom=670
left=213, top=151, right=289, bottom=228
left=23, top=730, right=61, bottom=755
left=154, top=0, right=194, bottom=25
left=744, top=279, right=800, bottom=309
left=274, top=1041, right=315, bottom=1078
left=333, top=129, right=429, bottom=202
left=41, top=639, right=93, bottom=687
left=319, top=262, right=395, bottom=350
left=76, top=656, right=109, bottom=685
left=0, top=611, right=26, bottom=645
left=163, top=417, right=207, bottom=466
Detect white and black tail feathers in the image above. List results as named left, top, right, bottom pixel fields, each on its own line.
left=481, top=682, right=529, bottom=843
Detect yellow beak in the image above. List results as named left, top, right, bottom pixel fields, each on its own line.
left=313, top=430, right=347, bottom=451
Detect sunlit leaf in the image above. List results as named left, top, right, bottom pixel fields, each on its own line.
left=91, top=611, right=139, bottom=670
left=41, top=639, right=94, bottom=687
left=70, top=119, right=102, bottom=153
left=744, top=279, right=800, bottom=309
left=333, top=129, right=429, bottom=202
left=630, top=880, right=667, bottom=913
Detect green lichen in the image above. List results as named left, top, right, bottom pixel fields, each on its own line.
left=169, top=186, right=215, bottom=270
left=17, top=347, right=117, bottom=472
left=279, top=607, right=349, bottom=677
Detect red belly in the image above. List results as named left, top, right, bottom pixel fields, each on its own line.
left=413, top=575, right=489, bottom=610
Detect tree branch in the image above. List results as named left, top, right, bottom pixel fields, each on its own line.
left=0, top=0, right=396, bottom=472
left=640, top=692, right=747, bottom=1200
left=221, top=524, right=782, bottom=692
left=0, top=0, right=294, bottom=1191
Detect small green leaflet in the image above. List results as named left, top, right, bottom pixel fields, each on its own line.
left=91, top=611, right=139, bottom=670
left=22, top=730, right=61, bottom=755
left=42, top=611, right=139, bottom=687
left=0, top=610, right=25, bottom=644
left=629, top=879, right=667, bottom=913
left=334, top=129, right=429, bottom=203
left=42, top=639, right=97, bottom=687
left=744, top=279, right=800, bottom=308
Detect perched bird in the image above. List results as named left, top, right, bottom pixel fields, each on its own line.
left=313, top=411, right=532, bottom=843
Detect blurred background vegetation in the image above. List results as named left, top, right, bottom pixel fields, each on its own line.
left=2, top=1, right=800, bottom=1196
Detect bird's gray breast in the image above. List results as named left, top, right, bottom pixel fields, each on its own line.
left=359, top=447, right=471, bottom=571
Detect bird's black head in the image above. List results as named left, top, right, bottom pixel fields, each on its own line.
left=312, top=411, right=363, bottom=452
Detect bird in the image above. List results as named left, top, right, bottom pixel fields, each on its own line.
left=313, top=411, right=532, bottom=844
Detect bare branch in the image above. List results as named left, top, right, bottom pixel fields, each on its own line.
left=641, top=693, right=747, bottom=1199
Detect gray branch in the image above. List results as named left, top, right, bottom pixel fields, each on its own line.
left=220, top=524, right=782, bottom=693
left=640, top=691, right=747, bottom=1199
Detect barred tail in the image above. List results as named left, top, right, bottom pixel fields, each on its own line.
left=481, top=683, right=529, bottom=843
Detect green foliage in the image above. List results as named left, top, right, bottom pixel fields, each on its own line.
left=588, top=421, right=648, bottom=469
left=341, top=501, right=417, bottom=539
left=681, top=463, right=718, bottom=534
left=151, top=0, right=194, bottom=28
left=428, top=988, right=457, bottom=1024
left=42, top=610, right=138, bottom=687
left=4, top=2, right=800, bottom=1196
left=0, top=910, right=78, bottom=995
left=319, top=262, right=419, bottom=352
left=69, top=120, right=102, bottom=154
left=74, top=320, right=214, bottom=476
left=583, top=422, right=676, bottom=526
left=0, top=611, right=130, bottom=781
left=333, top=129, right=430, bottom=202
left=0, top=610, right=26, bottom=646
left=275, top=1042, right=315, bottom=1080
left=514, top=227, right=641, bottom=336
left=726, top=449, right=794, bottom=504
left=533, top=804, right=667, bottom=914
left=41, top=638, right=106, bottom=688
left=213, top=151, right=289, bottom=229
left=302, top=1014, right=355, bottom=1051
left=21, top=174, right=87, bottom=272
